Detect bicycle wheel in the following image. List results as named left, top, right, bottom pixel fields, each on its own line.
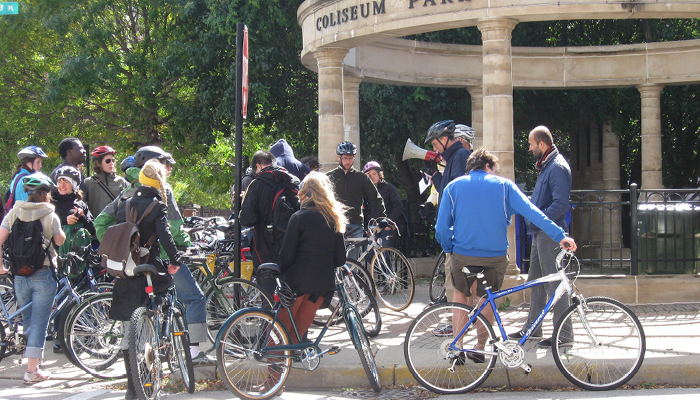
left=370, top=247, right=414, bottom=311
left=169, top=309, right=195, bottom=393
left=205, top=277, right=273, bottom=343
left=404, top=302, right=497, bottom=394
left=345, top=306, right=381, bottom=392
left=0, top=282, right=18, bottom=327
left=216, top=309, right=291, bottom=400
left=130, top=307, right=162, bottom=400
left=552, top=297, right=646, bottom=391
left=313, top=268, right=381, bottom=337
left=64, top=293, right=124, bottom=378
left=429, top=252, right=446, bottom=302
left=346, top=259, right=374, bottom=293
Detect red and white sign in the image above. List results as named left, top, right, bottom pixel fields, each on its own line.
left=242, top=26, right=249, bottom=119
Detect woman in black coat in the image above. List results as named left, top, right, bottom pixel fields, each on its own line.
left=108, top=159, right=182, bottom=400
left=52, top=166, right=96, bottom=237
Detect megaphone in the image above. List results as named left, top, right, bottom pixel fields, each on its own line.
left=402, top=138, right=440, bottom=162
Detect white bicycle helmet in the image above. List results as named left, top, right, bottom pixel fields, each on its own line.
left=454, top=124, right=475, bottom=146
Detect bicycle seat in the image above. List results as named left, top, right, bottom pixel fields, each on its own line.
left=133, top=264, right=165, bottom=276
left=461, top=265, right=488, bottom=278
left=258, top=263, right=281, bottom=275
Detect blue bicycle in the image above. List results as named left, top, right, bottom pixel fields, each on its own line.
left=404, top=248, right=646, bottom=393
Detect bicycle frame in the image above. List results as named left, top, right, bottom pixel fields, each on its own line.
left=448, top=252, right=579, bottom=357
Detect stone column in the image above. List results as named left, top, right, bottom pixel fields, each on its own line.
left=602, top=118, right=623, bottom=267
left=315, top=48, right=349, bottom=172
left=468, top=86, right=484, bottom=149
left=477, top=18, right=519, bottom=275
left=343, top=74, right=363, bottom=170
left=638, top=84, right=664, bottom=189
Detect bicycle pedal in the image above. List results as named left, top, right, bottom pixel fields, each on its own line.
left=327, top=346, right=342, bottom=355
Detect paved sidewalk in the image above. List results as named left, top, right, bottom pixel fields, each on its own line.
left=1, top=284, right=699, bottom=391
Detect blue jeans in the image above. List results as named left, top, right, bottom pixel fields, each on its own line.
left=345, top=224, right=364, bottom=261
left=171, top=263, right=207, bottom=343
left=15, top=268, right=58, bottom=359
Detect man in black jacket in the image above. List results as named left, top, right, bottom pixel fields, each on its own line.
left=239, top=151, right=300, bottom=293
left=326, top=141, right=385, bottom=260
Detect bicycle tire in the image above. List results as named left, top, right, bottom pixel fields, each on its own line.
left=205, top=277, right=274, bottom=343
left=345, top=259, right=375, bottom=293
left=216, top=309, right=291, bottom=400
left=552, top=297, right=646, bottom=391
left=404, top=302, right=496, bottom=394
left=56, top=297, right=79, bottom=363
left=64, top=293, right=124, bottom=378
left=130, top=307, right=162, bottom=400
left=429, top=252, right=446, bottom=302
left=345, top=306, right=381, bottom=392
left=0, top=321, right=7, bottom=361
left=169, top=309, right=195, bottom=394
left=0, top=282, right=18, bottom=327
left=370, top=247, right=415, bottom=311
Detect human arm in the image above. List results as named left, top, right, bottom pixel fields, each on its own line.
left=278, top=213, right=301, bottom=272
left=334, top=230, right=347, bottom=267
left=434, top=185, right=455, bottom=254
left=540, top=164, right=571, bottom=222
left=384, top=183, right=404, bottom=228
left=51, top=213, right=67, bottom=246
left=154, top=204, right=182, bottom=267
left=506, top=181, right=567, bottom=244
left=238, top=185, right=259, bottom=227
left=0, top=227, right=8, bottom=274
left=93, top=210, right=116, bottom=241
left=363, top=175, right=386, bottom=218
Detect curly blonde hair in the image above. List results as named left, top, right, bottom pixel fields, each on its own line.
left=298, top=171, right=348, bottom=233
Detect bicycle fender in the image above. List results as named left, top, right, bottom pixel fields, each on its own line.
left=213, top=307, right=272, bottom=349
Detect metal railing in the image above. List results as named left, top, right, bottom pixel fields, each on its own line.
left=404, top=184, right=700, bottom=275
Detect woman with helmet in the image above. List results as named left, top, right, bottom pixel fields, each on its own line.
left=0, top=173, right=65, bottom=383
left=6, top=146, right=49, bottom=209
left=83, top=146, right=128, bottom=217
left=363, top=161, right=404, bottom=247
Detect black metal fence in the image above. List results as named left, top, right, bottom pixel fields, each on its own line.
left=402, top=184, right=700, bottom=276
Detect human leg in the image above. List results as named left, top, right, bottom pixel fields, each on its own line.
left=521, top=236, right=544, bottom=337
left=345, top=224, right=364, bottom=261
left=444, top=253, right=454, bottom=302
left=533, top=233, right=572, bottom=343
left=171, top=264, right=207, bottom=345
left=21, top=269, right=57, bottom=382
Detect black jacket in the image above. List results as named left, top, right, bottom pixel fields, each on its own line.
left=327, top=166, right=385, bottom=226
left=51, top=192, right=97, bottom=237
left=367, top=181, right=404, bottom=234
left=432, top=142, right=471, bottom=198
left=278, top=206, right=346, bottom=302
left=239, top=166, right=300, bottom=267
left=109, top=186, right=181, bottom=321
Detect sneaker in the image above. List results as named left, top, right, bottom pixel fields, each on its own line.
left=53, top=343, right=63, bottom=354
left=191, top=352, right=216, bottom=366
left=432, top=323, right=453, bottom=337
left=507, top=330, right=542, bottom=340
left=465, top=349, right=485, bottom=364
left=537, top=337, right=574, bottom=348
left=24, top=368, right=51, bottom=384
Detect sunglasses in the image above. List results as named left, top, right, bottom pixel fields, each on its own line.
left=103, top=158, right=116, bottom=164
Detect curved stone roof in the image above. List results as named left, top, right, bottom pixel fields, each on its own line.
left=298, top=0, right=700, bottom=88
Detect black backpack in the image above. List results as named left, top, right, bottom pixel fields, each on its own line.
left=7, top=218, right=50, bottom=276
left=264, top=182, right=300, bottom=247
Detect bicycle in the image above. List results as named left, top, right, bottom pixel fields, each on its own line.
left=311, top=260, right=382, bottom=337
left=345, top=218, right=414, bottom=311
left=404, top=248, right=646, bottom=393
left=129, top=265, right=195, bottom=399
left=181, top=255, right=273, bottom=344
left=215, top=262, right=382, bottom=399
left=428, top=251, right=446, bottom=303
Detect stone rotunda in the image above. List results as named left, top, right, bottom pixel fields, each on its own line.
left=297, top=0, right=700, bottom=273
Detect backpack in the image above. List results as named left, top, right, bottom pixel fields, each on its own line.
left=7, top=218, right=50, bottom=277
left=264, top=182, right=300, bottom=248
left=4, top=173, right=25, bottom=212
left=97, top=198, right=158, bottom=279
left=59, top=224, right=93, bottom=278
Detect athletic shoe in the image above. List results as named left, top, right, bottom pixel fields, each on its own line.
left=432, top=323, right=453, bottom=337
left=191, top=353, right=216, bottom=366
left=537, top=337, right=574, bottom=348
left=24, top=368, right=51, bottom=384
left=507, top=330, right=542, bottom=340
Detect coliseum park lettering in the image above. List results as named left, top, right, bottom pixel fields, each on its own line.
left=409, top=0, right=470, bottom=8
left=316, top=1, right=386, bottom=31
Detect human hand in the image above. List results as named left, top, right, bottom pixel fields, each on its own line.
left=0, top=261, right=8, bottom=275
left=67, top=214, right=79, bottom=224
left=168, top=264, right=180, bottom=274
left=560, top=237, right=577, bottom=252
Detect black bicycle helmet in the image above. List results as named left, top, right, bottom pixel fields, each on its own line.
left=17, top=146, right=48, bottom=161
left=424, top=120, right=456, bottom=144
left=22, top=173, right=56, bottom=193
left=336, top=141, right=357, bottom=155
left=55, top=165, right=81, bottom=183
left=120, top=155, right=136, bottom=173
left=134, top=145, right=176, bottom=168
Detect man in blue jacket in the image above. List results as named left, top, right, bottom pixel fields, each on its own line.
left=436, top=147, right=576, bottom=362
left=508, top=126, right=573, bottom=348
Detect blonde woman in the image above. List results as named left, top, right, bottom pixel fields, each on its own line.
left=277, top=171, right=348, bottom=344
left=109, top=159, right=182, bottom=400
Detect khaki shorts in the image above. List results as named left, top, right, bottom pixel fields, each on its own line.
left=450, top=253, right=508, bottom=297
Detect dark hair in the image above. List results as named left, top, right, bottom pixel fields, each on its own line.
left=300, top=156, right=320, bottom=171
left=530, top=126, right=553, bottom=147
left=27, top=188, right=51, bottom=203
left=58, top=137, right=81, bottom=159
left=466, top=147, right=499, bottom=173
left=251, top=150, right=275, bottom=169
left=12, top=160, right=34, bottom=176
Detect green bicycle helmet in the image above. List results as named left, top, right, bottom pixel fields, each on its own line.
left=22, top=173, right=56, bottom=193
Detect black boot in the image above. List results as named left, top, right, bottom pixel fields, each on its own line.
left=122, top=350, right=137, bottom=400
